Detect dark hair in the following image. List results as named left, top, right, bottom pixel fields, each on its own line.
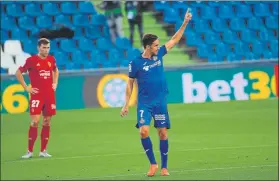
left=37, top=38, right=50, bottom=47
left=142, top=34, right=158, bottom=48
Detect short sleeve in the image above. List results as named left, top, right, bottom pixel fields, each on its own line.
left=128, top=60, right=138, bottom=79
left=18, top=58, right=32, bottom=73
left=158, top=45, right=167, bottom=57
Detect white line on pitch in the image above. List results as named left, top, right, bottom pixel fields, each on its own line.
left=56, top=164, right=278, bottom=180
left=2, top=144, right=277, bottom=164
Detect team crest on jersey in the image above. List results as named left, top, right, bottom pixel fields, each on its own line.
left=37, top=63, right=40, bottom=66
left=153, top=56, right=158, bottom=61
left=48, top=62, right=51, bottom=67
left=140, top=119, right=145, bottom=124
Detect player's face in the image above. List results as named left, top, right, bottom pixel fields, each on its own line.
left=150, top=39, right=160, bottom=56
left=38, top=43, right=50, bottom=57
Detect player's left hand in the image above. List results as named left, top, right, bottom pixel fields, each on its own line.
left=184, top=8, right=192, bottom=23
left=120, top=106, right=129, bottom=117
left=52, top=83, right=57, bottom=91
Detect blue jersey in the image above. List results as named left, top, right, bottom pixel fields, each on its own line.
left=128, top=45, right=168, bottom=105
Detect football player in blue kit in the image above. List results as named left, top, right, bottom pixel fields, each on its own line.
left=120, top=9, right=192, bottom=177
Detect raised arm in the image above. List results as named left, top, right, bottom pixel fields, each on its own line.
left=165, top=8, right=192, bottom=52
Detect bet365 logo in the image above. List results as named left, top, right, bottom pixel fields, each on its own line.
left=182, top=69, right=278, bottom=103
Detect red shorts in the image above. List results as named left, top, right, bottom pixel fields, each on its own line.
left=29, top=93, right=56, bottom=116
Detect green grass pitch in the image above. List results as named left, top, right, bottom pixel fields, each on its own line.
left=1, top=99, right=278, bottom=180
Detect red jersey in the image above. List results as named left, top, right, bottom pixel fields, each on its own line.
left=19, top=55, right=57, bottom=96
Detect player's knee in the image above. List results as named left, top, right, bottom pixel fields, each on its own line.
left=30, top=115, right=40, bottom=127
left=159, top=134, right=168, bottom=140
left=30, top=118, right=39, bottom=127
left=140, top=131, right=149, bottom=138
left=30, top=121, right=39, bottom=127
left=43, top=117, right=51, bottom=126
left=158, top=129, right=168, bottom=140
left=139, top=127, right=149, bottom=138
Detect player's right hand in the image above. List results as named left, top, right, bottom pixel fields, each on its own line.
left=184, top=8, right=192, bottom=23
left=25, top=87, right=39, bottom=94
left=120, top=106, right=129, bottom=117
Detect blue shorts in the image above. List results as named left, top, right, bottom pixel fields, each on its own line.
left=135, top=99, right=171, bottom=129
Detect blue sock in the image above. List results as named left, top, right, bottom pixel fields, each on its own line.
left=160, top=139, right=168, bottom=168
left=141, top=137, right=157, bottom=164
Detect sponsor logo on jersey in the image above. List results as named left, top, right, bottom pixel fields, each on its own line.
left=39, top=70, right=51, bottom=79
left=142, top=60, right=161, bottom=72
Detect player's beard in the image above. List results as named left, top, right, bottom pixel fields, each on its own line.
left=152, top=50, right=158, bottom=56
left=39, top=53, right=48, bottom=58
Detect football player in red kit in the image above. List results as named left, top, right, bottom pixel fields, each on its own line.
left=15, top=38, right=59, bottom=158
